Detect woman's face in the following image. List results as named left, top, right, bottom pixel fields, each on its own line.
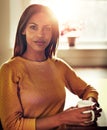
left=22, top=12, right=52, bottom=53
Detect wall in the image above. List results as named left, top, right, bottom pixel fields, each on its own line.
left=0, top=0, right=11, bottom=65
left=0, top=0, right=30, bottom=66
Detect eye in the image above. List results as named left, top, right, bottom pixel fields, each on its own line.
left=29, top=24, right=38, bottom=31
left=43, top=26, right=52, bottom=32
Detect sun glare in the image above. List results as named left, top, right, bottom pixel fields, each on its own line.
left=30, top=0, right=80, bottom=24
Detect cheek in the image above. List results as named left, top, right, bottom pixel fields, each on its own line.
left=25, top=32, right=34, bottom=42
left=25, top=35, right=34, bottom=46
left=46, top=33, right=52, bottom=42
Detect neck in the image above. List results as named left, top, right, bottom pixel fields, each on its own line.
left=22, top=51, right=47, bottom=62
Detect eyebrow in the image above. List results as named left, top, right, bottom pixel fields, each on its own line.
left=28, top=23, right=52, bottom=27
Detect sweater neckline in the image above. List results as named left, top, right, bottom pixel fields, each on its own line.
left=16, top=56, right=50, bottom=64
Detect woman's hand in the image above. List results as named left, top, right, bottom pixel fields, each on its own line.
left=59, top=106, right=95, bottom=126
left=87, top=97, right=102, bottom=121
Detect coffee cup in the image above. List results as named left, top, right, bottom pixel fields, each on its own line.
left=77, top=100, right=95, bottom=122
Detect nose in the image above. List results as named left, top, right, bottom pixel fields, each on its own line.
left=37, top=28, right=44, bottom=37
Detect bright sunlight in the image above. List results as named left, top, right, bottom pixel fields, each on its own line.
left=30, top=0, right=81, bottom=23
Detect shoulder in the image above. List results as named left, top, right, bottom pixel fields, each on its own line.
left=0, top=56, right=24, bottom=73
left=50, top=57, right=77, bottom=78
left=51, top=57, right=67, bottom=64
left=50, top=57, right=73, bottom=70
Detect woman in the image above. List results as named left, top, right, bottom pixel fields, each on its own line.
left=0, top=4, right=102, bottom=130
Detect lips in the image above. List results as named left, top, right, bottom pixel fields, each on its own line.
left=34, top=40, right=46, bottom=46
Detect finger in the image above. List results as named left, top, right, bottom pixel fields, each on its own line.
left=92, top=100, right=100, bottom=107
left=94, top=107, right=102, bottom=116
left=93, top=107, right=102, bottom=112
left=80, top=121, right=94, bottom=127
left=80, top=112, right=92, bottom=124
left=97, top=107, right=102, bottom=112
left=79, top=106, right=92, bottom=111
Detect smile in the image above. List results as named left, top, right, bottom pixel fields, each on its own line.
left=34, top=40, right=46, bottom=46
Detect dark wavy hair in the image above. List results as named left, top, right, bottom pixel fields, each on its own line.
left=13, top=4, right=59, bottom=58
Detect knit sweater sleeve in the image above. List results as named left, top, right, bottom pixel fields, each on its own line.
left=58, top=59, right=98, bottom=101
left=0, top=63, right=36, bottom=130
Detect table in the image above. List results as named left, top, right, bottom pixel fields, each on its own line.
left=65, top=123, right=107, bottom=130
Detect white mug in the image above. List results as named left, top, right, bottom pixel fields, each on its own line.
left=77, top=100, right=95, bottom=122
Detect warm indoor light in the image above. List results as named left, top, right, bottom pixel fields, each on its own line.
left=30, top=0, right=80, bottom=24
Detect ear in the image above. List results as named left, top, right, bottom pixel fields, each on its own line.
left=22, top=29, right=26, bottom=35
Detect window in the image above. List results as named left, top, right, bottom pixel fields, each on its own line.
left=31, top=0, right=107, bottom=46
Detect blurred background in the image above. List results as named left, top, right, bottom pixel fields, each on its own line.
left=0, top=0, right=107, bottom=126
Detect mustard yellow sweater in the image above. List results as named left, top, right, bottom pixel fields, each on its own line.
left=0, top=56, right=98, bottom=130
